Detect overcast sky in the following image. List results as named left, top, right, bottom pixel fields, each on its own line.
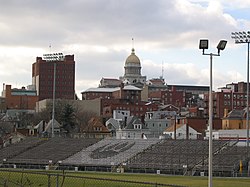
left=0, top=0, right=250, bottom=97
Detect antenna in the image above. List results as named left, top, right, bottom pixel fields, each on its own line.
left=161, top=61, right=164, bottom=80
left=49, top=44, right=52, bottom=53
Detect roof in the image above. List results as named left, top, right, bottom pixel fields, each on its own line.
left=82, top=87, right=119, bottom=93
left=101, top=78, right=121, bottom=82
left=125, top=48, right=140, bottom=65
left=224, top=109, right=245, bottom=119
left=123, top=85, right=141, bottom=91
left=165, top=124, right=184, bottom=132
left=82, top=84, right=141, bottom=94
left=147, top=79, right=165, bottom=86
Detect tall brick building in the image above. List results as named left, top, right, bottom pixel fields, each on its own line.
left=32, top=54, right=75, bottom=101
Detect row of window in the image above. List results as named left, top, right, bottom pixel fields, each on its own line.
left=116, top=106, right=144, bottom=111
left=224, top=101, right=246, bottom=106
left=40, top=75, right=74, bottom=79
left=145, top=123, right=168, bottom=127
left=224, top=94, right=247, bottom=99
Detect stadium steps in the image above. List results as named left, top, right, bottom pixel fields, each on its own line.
left=189, top=139, right=239, bottom=176
left=0, top=137, right=47, bottom=162
left=6, top=137, right=98, bottom=165
left=62, top=138, right=161, bottom=167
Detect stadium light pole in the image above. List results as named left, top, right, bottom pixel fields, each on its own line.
left=51, top=62, right=56, bottom=138
left=199, top=39, right=227, bottom=187
left=231, top=31, right=250, bottom=161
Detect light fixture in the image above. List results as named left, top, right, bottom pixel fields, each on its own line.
left=217, top=40, right=227, bottom=54
left=199, top=39, right=209, bottom=49
left=217, top=40, right=227, bottom=51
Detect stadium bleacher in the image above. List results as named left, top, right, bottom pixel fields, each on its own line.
left=4, top=137, right=98, bottom=165
left=0, top=137, right=248, bottom=176
left=62, top=138, right=160, bottom=166
left=0, top=137, right=47, bottom=162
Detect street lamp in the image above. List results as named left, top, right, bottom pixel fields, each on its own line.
left=231, top=31, right=250, bottom=162
left=199, top=39, right=227, bottom=187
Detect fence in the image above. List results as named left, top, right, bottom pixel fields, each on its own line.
left=0, top=169, right=187, bottom=187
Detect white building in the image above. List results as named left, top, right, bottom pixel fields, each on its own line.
left=106, top=110, right=150, bottom=139
left=144, top=110, right=176, bottom=137
left=163, top=124, right=201, bottom=139
left=205, top=129, right=248, bottom=146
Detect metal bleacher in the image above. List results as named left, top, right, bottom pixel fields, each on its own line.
left=126, top=139, right=230, bottom=173
left=5, top=137, right=98, bottom=165
left=0, top=137, right=46, bottom=163
left=62, top=138, right=161, bottom=167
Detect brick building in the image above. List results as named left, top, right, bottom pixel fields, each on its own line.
left=2, top=84, right=38, bottom=110
left=148, top=88, right=186, bottom=107
left=102, top=99, right=158, bottom=119
left=81, top=84, right=153, bottom=118
left=81, top=88, right=117, bottom=100
left=204, top=91, right=247, bottom=118
left=32, top=54, right=75, bottom=101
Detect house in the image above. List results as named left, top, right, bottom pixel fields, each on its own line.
left=105, top=110, right=130, bottom=136
left=106, top=110, right=150, bottom=139
left=82, top=117, right=111, bottom=139
left=222, top=108, right=246, bottom=130
left=116, top=116, right=150, bottom=139
left=144, top=110, right=176, bottom=137
left=163, top=123, right=201, bottom=139
left=34, top=119, right=61, bottom=137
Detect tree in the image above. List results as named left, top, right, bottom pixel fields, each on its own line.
left=61, top=103, right=76, bottom=133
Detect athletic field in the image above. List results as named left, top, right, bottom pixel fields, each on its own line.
left=0, top=169, right=250, bottom=187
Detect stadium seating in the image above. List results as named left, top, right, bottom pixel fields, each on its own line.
left=127, top=139, right=231, bottom=173
left=5, top=137, right=98, bottom=165
left=62, top=138, right=160, bottom=166
left=0, top=137, right=46, bottom=163
left=0, top=136, right=248, bottom=176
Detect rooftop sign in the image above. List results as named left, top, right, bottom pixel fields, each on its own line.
left=43, top=53, right=64, bottom=61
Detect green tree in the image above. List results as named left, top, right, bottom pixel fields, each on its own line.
left=61, top=103, right=76, bottom=133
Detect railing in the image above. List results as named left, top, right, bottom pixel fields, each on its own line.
left=0, top=169, right=187, bottom=187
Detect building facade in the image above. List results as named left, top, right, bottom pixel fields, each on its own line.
left=204, top=91, right=247, bottom=118
left=2, top=84, right=38, bottom=110
left=32, top=54, right=75, bottom=101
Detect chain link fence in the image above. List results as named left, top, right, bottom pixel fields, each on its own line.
left=0, top=169, right=187, bottom=187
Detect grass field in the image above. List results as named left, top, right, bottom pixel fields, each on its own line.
left=77, top=172, right=250, bottom=187
left=0, top=169, right=250, bottom=187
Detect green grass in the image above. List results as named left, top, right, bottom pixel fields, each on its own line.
left=0, top=169, right=250, bottom=187
left=74, top=172, right=250, bottom=187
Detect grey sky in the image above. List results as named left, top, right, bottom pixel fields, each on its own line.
left=0, top=0, right=250, bottom=96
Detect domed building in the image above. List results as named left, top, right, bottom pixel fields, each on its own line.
left=119, top=48, right=146, bottom=87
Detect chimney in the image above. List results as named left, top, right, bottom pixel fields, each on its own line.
left=223, top=108, right=229, bottom=118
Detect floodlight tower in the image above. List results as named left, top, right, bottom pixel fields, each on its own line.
left=199, top=39, right=227, bottom=187
left=231, top=31, right=250, bottom=161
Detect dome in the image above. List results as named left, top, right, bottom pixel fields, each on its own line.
left=125, top=48, right=140, bottom=65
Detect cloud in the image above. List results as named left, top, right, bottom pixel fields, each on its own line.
left=0, top=0, right=249, bottom=96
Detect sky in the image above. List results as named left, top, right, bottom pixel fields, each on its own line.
left=0, top=0, right=250, bottom=97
